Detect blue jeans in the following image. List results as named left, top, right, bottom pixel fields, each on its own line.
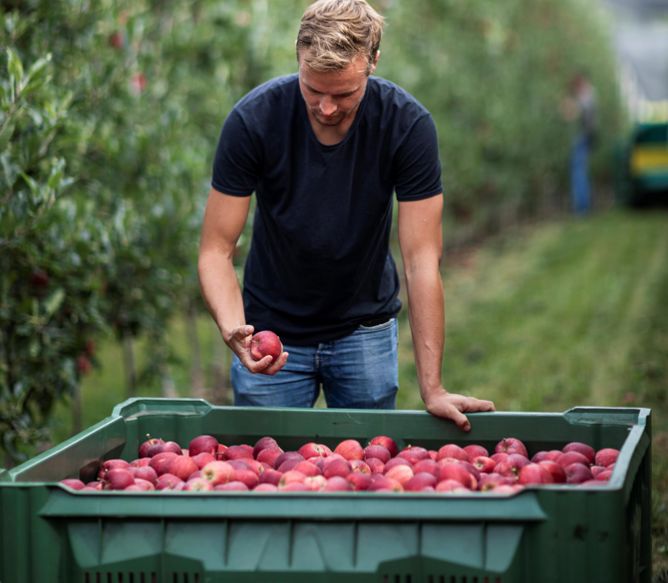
left=231, top=318, right=398, bottom=409
left=570, top=136, right=591, bottom=215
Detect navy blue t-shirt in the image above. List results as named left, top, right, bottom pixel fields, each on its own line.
left=212, top=74, right=442, bottom=345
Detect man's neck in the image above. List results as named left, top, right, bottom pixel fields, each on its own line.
left=307, top=111, right=356, bottom=146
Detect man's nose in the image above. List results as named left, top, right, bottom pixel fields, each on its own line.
left=319, top=96, right=337, bottom=116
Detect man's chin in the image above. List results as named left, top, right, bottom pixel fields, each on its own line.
left=314, top=114, right=343, bottom=126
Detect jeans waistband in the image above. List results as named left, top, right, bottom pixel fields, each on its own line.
left=360, top=315, right=392, bottom=327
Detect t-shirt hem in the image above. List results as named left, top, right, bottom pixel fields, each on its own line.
left=396, top=188, right=443, bottom=202
left=211, top=181, right=253, bottom=197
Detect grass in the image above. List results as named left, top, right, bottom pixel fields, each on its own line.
left=51, top=206, right=668, bottom=576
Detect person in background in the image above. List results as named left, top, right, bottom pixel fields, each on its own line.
left=561, top=72, right=598, bottom=215
left=198, top=0, right=495, bottom=431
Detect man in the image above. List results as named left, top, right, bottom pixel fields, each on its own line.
left=561, top=72, right=598, bottom=215
left=198, top=0, right=494, bottom=431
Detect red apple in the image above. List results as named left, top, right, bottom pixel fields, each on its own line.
left=366, top=457, right=385, bottom=474
left=494, top=453, right=530, bottom=480
left=298, top=442, right=332, bottom=459
left=59, top=478, right=85, bottom=490
left=479, top=473, right=514, bottom=491
left=215, top=481, right=249, bottom=491
left=368, top=474, right=402, bottom=492
left=130, top=457, right=152, bottom=468
left=254, top=483, right=278, bottom=492
left=518, top=463, right=554, bottom=485
left=412, top=459, right=439, bottom=476
left=256, top=447, right=284, bottom=467
left=595, top=448, right=619, bottom=468
left=139, top=437, right=165, bottom=458
left=201, top=460, right=235, bottom=486
left=538, top=460, right=566, bottom=483
left=324, top=476, right=351, bottom=491
left=259, top=468, right=283, bottom=485
left=292, top=460, right=322, bottom=476
left=323, top=458, right=352, bottom=479
left=231, top=468, right=260, bottom=489
left=595, top=469, right=613, bottom=481
left=223, top=444, right=254, bottom=460
left=349, top=460, right=371, bottom=474
left=98, top=458, right=130, bottom=480
left=160, top=441, right=183, bottom=456
left=149, top=452, right=179, bottom=476
left=437, top=462, right=477, bottom=490
left=132, top=478, right=155, bottom=491
left=168, top=456, right=199, bottom=481
left=385, top=464, right=414, bottom=485
left=404, top=472, right=437, bottom=492
left=189, top=434, right=219, bottom=457
left=277, top=458, right=303, bottom=473
left=334, top=439, right=364, bottom=461
left=368, top=435, right=399, bottom=457
left=104, top=468, right=135, bottom=490
left=278, top=482, right=310, bottom=492
left=494, top=437, right=528, bottom=458
left=191, top=452, right=216, bottom=469
left=347, top=472, right=372, bottom=491
left=278, top=470, right=307, bottom=488
left=435, top=479, right=469, bottom=493
left=398, top=445, right=430, bottom=464
left=472, top=456, right=496, bottom=473
left=250, top=330, right=283, bottom=361
left=303, top=475, right=327, bottom=491
left=556, top=451, right=590, bottom=469
left=531, top=450, right=562, bottom=463
left=565, top=463, right=594, bottom=484
left=184, top=477, right=214, bottom=491
left=253, top=436, right=279, bottom=458
left=155, top=473, right=185, bottom=490
left=274, top=451, right=304, bottom=469
left=463, top=444, right=489, bottom=460
left=131, top=465, right=158, bottom=484
left=562, top=442, right=595, bottom=464
left=436, top=443, right=468, bottom=462
left=363, top=444, right=391, bottom=464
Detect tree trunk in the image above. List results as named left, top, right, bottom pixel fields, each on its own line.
left=186, top=304, right=206, bottom=399
left=121, top=333, right=137, bottom=398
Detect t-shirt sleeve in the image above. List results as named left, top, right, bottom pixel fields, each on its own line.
left=393, top=114, right=443, bottom=201
left=211, top=109, right=259, bottom=196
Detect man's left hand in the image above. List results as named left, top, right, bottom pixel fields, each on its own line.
left=424, top=390, right=496, bottom=432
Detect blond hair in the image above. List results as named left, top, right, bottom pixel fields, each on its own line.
left=296, top=0, right=384, bottom=73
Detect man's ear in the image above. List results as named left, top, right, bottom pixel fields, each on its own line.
left=369, top=49, right=380, bottom=74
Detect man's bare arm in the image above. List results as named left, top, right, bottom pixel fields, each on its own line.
left=398, top=194, right=494, bottom=430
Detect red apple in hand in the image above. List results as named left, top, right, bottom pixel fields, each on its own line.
left=250, top=330, right=283, bottom=361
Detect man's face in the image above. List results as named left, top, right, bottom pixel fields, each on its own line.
left=298, top=53, right=372, bottom=129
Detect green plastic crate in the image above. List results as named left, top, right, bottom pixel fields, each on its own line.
left=0, top=399, right=652, bottom=583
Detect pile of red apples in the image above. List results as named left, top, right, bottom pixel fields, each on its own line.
left=59, top=434, right=620, bottom=494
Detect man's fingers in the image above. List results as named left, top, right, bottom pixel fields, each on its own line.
left=448, top=407, right=471, bottom=432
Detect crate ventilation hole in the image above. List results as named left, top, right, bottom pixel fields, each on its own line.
left=84, top=573, right=200, bottom=583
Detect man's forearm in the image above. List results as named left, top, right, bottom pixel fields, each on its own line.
left=405, top=266, right=446, bottom=402
left=198, top=250, right=246, bottom=344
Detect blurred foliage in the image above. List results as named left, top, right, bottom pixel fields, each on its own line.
left=0, top=0, right=624, bottom=463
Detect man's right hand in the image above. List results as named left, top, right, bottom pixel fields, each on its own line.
left=226, top=324, right=289, bottom=375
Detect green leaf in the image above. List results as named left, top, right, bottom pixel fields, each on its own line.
left=6, top=48, right=24, bottom=87
left=0, top=121, right=14, bottom=152
left=43, top=288, right=65, bottom=317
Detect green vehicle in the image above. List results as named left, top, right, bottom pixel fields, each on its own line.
left=617, top=120, right=668, bottom=206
